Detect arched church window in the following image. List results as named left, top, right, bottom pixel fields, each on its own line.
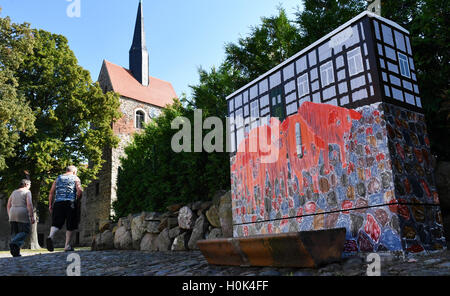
left=135, top=110, right=145, bottom=129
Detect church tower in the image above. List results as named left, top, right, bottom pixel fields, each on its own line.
left=80, top=0, right=177, bottom=246
left=129, top=0, right=149, bottom=86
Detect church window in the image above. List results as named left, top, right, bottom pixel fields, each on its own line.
left=135, top=110, right=145, bottom=129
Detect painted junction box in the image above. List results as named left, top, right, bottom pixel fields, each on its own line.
left=226, top=11, right=446, bottom=254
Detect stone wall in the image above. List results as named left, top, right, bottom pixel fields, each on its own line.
left=80, top=92, right=162, bottom=245
left=230, top=102, right=446, bottom=254
left=91, top=191, right=232, bottom=252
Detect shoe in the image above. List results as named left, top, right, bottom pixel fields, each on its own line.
left=9, top=243, right=19, bottom=257
left=46, top=237, right=54, bottom=252
left=64, top=245, right=74, bottom=252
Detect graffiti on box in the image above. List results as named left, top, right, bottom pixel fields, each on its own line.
left=230, top=102, right=445, bottom=253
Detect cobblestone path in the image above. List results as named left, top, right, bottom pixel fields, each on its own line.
left=0, top=249, right=449, bottom=276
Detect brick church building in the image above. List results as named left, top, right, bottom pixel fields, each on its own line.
left=79, top=1, right=177, bottom=245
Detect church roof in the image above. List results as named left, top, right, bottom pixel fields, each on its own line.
left=102, top=60, right=177, bottom=108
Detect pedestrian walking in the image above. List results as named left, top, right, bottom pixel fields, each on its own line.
left=7, top=179, right=35, bottom=257
left=46, top=165, right=83, bottom=252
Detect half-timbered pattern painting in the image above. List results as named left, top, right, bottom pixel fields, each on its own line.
left=226, top=11, right=446, bottom=254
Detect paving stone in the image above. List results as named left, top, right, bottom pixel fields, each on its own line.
left=293, top=271, right=315, bottom=276
left=258, top=270, right=282, bottom=276
left=438, top=262, right=450, bottom=268
left=0, top=249, right=449, bottom=276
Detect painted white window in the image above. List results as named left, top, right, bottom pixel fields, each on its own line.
left=297, top=73, right=309, bottom=98
left=287, top=102, right=298, bottom=115
left=283, top=63, right=295, bottom=80
left=235, top=108, right=243, bottom=128
left=258, top=79, right=268, bottom=94
left=244, top=104, right=249, bottom=117
left=243, top=91, right=249, bottom=104
left=260, top=94, right=269, bottom=107
left=347, top=47, right=364, bottom=76
left=236, top=128, right=244, bottom=149
left=234, top=94, right=243, bottom=108
left=385, top=46, right=397, bottom=61
left=284, top=80, right=296, bottom=94
left=295, top=123, right=303, bottom=158
left=285, top=92, right=297, bottom=104
left=230, top=131, right=236, bottom=153
left=250, top=100, right=259, bottom=120
left=250, top=85, right=258, bottom=99
left=228, top=113, right=235, bottom=132
left=228, top=100, right=234, bottom=112
left=336, top=55, right=344, bottom=69
left=382, top=24, right=394, bottom=46
left=135, top=110, right=145, bottom=129
left=296, top=56, right=307, bottom=74
left=308, top=51, right=317, bottom=66
left=269, top=71, right=281, bottom=88
left=394, top=30, right=406, bottom=53
left=373, top=20, right=381, bottom=40
left=398, top=53, right=411, bottom=78
left=320, top=61, right=334, bottom=87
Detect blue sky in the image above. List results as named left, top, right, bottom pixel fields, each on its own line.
left=0, top=0, right=303, bottom=98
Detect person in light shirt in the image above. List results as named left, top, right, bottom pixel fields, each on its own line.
left=7, top=179, right=35, bottom=257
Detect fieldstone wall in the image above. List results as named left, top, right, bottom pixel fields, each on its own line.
left=91, top=191, right=232, bottom=252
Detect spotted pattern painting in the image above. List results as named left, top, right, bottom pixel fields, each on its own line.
left=230, top=102, right=446, bottom=254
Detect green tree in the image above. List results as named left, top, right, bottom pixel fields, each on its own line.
left=224, top=8, right=303, bottom=82
left=295, top=0, right=366, bottom=46
left=0, top=11, right=36, bottom=171
left=0, top=28, right=121, bottom=248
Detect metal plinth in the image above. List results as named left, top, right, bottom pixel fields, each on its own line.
left=197, top=228, right=346, bottom=268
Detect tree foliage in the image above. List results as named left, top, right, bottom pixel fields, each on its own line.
left=0, top=27, right=121, bottom=213
left=0, top=10, right=36, bottom=171
left=115, top=0, right=449, bottom=217
left=224, top=8, right=304, bottom=81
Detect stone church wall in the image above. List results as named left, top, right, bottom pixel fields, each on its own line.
left=79, top=95, right=161, bottom=246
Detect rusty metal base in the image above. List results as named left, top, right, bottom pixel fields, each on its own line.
left=197, top=228, right=346, bottom=268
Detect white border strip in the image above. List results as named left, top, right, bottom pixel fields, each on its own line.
left=226, top=11, right=409, bottom=100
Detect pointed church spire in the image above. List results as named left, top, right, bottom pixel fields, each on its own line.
left=129, top=0, right=149, bottom=86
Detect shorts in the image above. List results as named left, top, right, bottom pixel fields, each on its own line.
left=52, top=201, right=79, bottom=231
